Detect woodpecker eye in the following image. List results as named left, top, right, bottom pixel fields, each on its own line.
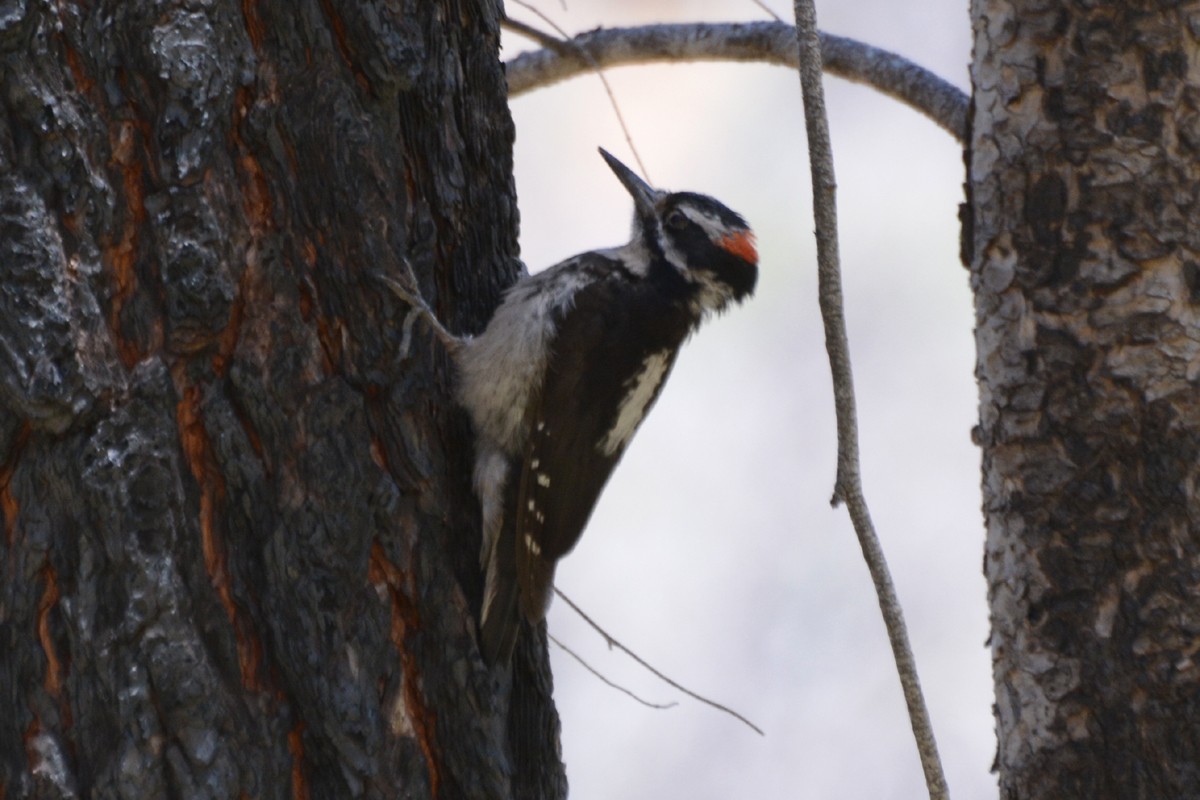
left=665, top=210, right=688, bottom=230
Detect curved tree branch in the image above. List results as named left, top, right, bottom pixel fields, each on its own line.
left=504, top=21, right=967, bottom=142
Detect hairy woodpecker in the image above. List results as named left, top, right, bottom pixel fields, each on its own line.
left=382, top=149, right=758, bottom=664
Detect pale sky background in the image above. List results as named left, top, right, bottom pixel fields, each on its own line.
left=503, top=1, right=986, bottom=797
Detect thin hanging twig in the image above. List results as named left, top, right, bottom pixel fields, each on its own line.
left=555, top=589, right=764, bottom=736
left=548, top=634, right=679, bottom=710
left=790, top=2, right=950, bottom=798
left=748, top=0, right=784, bottom=22
left=505, top=2, right=652, bottom=179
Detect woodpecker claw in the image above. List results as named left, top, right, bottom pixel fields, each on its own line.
left=374, top=269, right=462, bottom=354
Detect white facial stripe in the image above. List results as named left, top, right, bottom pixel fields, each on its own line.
left=658, top=232, right=735, bottom=314
left=664, top=205, right=742, bottom=313
left=659, top=203, right=742, bottom=284
left=679, top=205, right=731, bottom=242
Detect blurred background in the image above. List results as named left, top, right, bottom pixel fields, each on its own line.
left=502, top=1, right=986, bottom=797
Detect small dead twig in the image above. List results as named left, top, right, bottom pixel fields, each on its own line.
left=749, top=0, right=784, bottom=22
left=548, top=634, right=678, bottom=710
left=555, top=588, right=764, bottom=736
left=504, top=3, right=651, bottom=179
left=791, top=1, right=949, bottom=798
left=503, top=17, right=572, bottom=55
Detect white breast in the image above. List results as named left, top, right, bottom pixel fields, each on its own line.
left=457, top=263, right=591, bottom=453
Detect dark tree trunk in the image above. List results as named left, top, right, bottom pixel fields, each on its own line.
left=969, top=2, right=1200, bottom=797
left=0, top=2, right=565, bottom=798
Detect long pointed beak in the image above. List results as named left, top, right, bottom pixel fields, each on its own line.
left=599, top=148, right=658, bottom=216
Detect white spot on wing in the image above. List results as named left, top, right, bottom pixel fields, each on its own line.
left=537, top=473, right=551, bottom=488
left=598, top=350, right=672, bottom=456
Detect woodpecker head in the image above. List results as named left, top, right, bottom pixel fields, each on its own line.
left=600, top=148, right=758, bottom=312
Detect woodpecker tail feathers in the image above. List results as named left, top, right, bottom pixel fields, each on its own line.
left=479, top=529, right=521, bottom=666
left=479, top=576, right=520, bottom=666
left=516, top=536, right=556, bottom=623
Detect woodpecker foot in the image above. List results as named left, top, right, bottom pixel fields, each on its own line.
left=374, top=267, right=463, bottom=354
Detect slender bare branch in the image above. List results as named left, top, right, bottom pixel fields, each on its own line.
left=548, top=634, right=679, bottom=710
left=504, top=15, right=573, bottom=54
left=748, top=0, right=785, bottom=23
left=505, top=4, right=652, bottom=178
left=503, top=21, right=967, bottom=142
left=554, top=589, right=764, bottom=736
left=790, top=2, right=950, bottom=798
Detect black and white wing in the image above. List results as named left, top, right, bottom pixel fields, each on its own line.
left=513, top=274, right=685, bottom=621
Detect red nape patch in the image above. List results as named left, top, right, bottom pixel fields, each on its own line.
left=719, top=230, right=758, bottom=264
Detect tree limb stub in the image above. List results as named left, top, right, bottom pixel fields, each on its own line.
left=504, top=21, right=968, bottom=143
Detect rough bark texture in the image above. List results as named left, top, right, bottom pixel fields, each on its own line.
left=0, top=1, right=566, bottom=798
left=969, top=2, right=1200, bottom=797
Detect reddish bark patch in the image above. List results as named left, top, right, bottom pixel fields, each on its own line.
left=60, top=37, right=95, bottom=96
left=0, top=485, right=14, bottom=548
left=239, top=151, right=273, bottom=232
left=36, top=564, right=62, bottom=697
left=317, top=0, right=371, bottom=92
left=287, top=720, right=310, bottom=800
left=105, top=119, right=149, bottom=367
left=241, top=0, right=266, bottom=52
left=368, top=541, right=441, bottom=797
left=232, top=89, right=274, bottom=235
left=175, top=379, right=264, bottom=691
left=313, top=313, right=342, bottom=375
left=0, top=422, right=30, bottom=546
